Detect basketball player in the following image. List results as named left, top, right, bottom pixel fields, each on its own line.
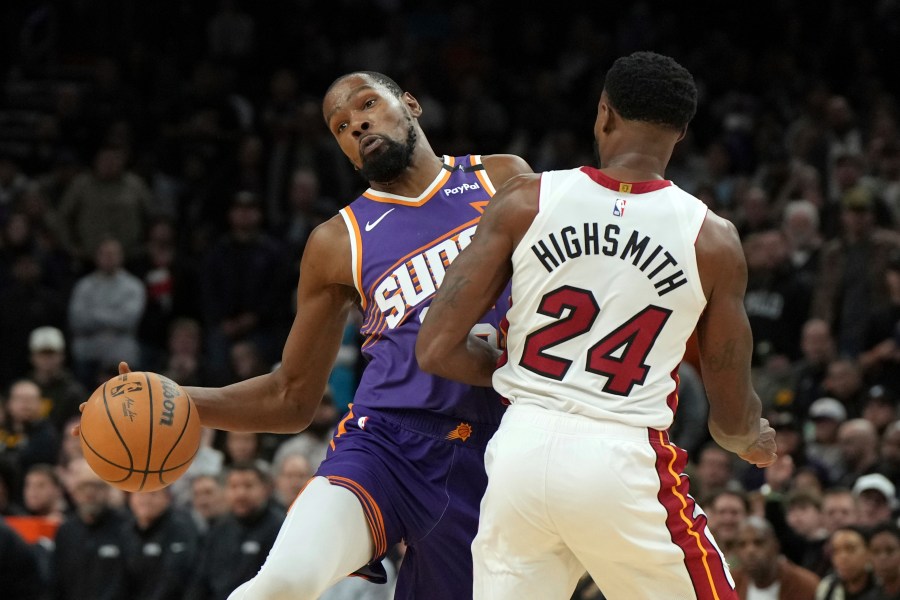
left=417, top=51, right=778, bottom=600
left=99, top=72, right=531, bottom=599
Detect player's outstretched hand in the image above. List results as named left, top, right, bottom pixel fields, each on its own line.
left=737, top=418, right=777, bottom=468
left=70, top=361, right=133, bottom=438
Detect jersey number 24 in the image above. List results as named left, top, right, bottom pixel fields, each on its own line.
left=519, top=285, right=671, bottom=396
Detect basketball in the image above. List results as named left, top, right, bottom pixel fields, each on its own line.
left=79, top=371, right=201, bottom=492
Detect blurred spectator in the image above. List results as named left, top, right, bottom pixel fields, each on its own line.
left=170, top=427, right=224, bottom=509
left=199, top=191, right=291, bottom=377
left=669, top=362, right=710, bottom=458
left=187, top=462, right=284, bottom=600
left=869, top=522, right=900, bottom=599
left=0, top=519, right=46, bottom=600
left=822, top=488, right=860, bottom=535
left=861, top=385, right=899, bottom=437
left=272, top=451, right=312, bottom=510
left=822, top=358, right=867, bottom=420
left=783, top=490, right=830, bottom=576
left=160, top=317, right=212, bottom=387
left=57, top=144, right=155, bottom=267
left=690, top=442, right=738, bottom=505
left=26, top=325, right=86, bottom=434
left=836, top=419, right=881, bottom=488
left=744, top=228, right=810, bottom=367
left=706, top=488, right=750, bottom=570
left=52, top=458, right=129, bottom=600
left=0, top=455, right=25, bottom=516
left=816, top=525, right=880, bottom=600
left=122, top=488, right=200, bottom=600
left=269, top=387, right=339, bottom=474
left=732, top=515, right=819, bottom=600
left=790, top=318, right=837, bottom=420
left=806, top=397, right=848, bottom=484
left=781, top=199, right=823, bottom=294
left=206, top=0, right=255, bottom=64
left=133, top=217, right=201, bottom=368
left=734, top=185, right=776, bottom=239
left=0, top=253, right=67, bottom=387
left=222, top=431, right=269, bottom=474
left=67, top=237, right=146, bottom=387
left=879, top=420, right=900, bottom=489
left=188, top=473, right=228, bottom=535
left=279, top=167, right=339, bottom=256
left=858, top=251, right=900, bottom=396
left=23, top=463, right=66, bottom=522
left=851, top=473, right=898, bottom=528
left=228, top=339, right=270, bottom=383
left=0, top=379, right=60, bottom=496
left=811, top=185, right=900, bottom=357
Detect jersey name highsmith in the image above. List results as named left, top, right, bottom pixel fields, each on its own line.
left=374, top=225, right=477, bottom=328
left=530, top=223, right=688, bottom=296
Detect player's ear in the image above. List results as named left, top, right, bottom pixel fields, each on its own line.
left=675, top=125, right=688, bottom=143
left=597, top=98, right=613, bottom=136
left=403, top=92, right=423, bottom=118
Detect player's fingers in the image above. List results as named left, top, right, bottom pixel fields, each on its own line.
left=118, top=361, right=132, bottom=375
left=70, top=423, right=81, bottom=438
left=78, top=401, right=86, bottom=413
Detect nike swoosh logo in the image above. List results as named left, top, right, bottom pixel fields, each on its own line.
left=365, top=208, right=395, bottom=231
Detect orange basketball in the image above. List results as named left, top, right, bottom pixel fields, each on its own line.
left=79, top=371, right=201, bottom=492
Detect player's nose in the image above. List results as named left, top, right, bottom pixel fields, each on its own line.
left=351, top=119, right=370, bottom=138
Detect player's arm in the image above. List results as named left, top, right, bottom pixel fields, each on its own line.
left=185, top=217, right=357, bottom=433
left=481, top=153, right=534, bottom=186
left=695, top=213, right=777, bottom=467
left=417, top=174, right=540, bottom=386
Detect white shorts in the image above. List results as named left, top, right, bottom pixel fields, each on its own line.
left=472, top=403, right=737, bottom=600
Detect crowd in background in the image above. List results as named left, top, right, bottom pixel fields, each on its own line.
left=1, top=1, right=900, bottom=599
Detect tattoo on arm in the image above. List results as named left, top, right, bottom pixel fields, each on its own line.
left=437, top=275, right=472, bottom=308
left=705, top=339, right=738, bottom=373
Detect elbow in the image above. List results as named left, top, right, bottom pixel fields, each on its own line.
left=415, top=336, right=442, bottom=376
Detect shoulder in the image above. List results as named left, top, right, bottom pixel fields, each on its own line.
left=299, top=214, right=354, bottom=288
left=480, top=154, right=534, bottom=187
left=696, top=210, right=742, bottom=259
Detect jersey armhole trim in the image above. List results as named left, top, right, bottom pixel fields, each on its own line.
left=339, top=207, right=366, bottom=310
left=470, top=155, right=497, bottom=196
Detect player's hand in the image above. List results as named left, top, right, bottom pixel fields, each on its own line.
left=70, top=361, right=134, bottom=437
left=737, top=417, right=777, bottom=468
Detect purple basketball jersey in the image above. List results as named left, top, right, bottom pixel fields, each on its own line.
left=339, top=154, right=509, bottom=425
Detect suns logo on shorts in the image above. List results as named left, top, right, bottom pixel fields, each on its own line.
left=446, top=422, right=473, bottom=442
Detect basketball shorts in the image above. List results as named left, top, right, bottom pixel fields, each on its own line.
left=473, top=402, right=738, bottom=600
left=315, top=404, right=498, bottom=600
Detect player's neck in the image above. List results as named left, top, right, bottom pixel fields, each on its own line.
left=368, top=148, right=444, bottom=197
left=600, top=152, right=668, bottom=182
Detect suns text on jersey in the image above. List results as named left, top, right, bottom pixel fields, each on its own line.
left=374, top=224, right=477, bottom=328
left=530, top=223, right=688, bottom=296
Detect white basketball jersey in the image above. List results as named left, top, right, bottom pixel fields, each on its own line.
left=493, top=167, right=709, bottom=430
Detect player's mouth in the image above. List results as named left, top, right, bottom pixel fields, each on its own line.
left=360, top=135, right=384, bottom=156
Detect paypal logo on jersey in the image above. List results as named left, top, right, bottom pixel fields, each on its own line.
left=444, top=182, right=480, bottom=196
left=374, top=224, right=478, bottom=328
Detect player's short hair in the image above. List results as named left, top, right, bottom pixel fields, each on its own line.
left=604, top=51, right=697, bottom=131
left=325, top=71, right=404, bottom=100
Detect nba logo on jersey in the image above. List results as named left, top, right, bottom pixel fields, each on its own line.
left=613, top=198, right=627, bottom=217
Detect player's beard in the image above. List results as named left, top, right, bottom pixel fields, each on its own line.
left=358, top=122, right=417, bottom=183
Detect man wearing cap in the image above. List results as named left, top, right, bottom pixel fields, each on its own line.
left=26, top=326, right=86, bottom=435
left=812, top=185, right=900, bottom=357
left=852, top=473, right=899, bottom=527
left=807, top=397, right=848, bottom=483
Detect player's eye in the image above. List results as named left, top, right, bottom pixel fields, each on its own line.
left=364, top=98, right=376, bottom=109
left=337, top=122, right=347, bottom=133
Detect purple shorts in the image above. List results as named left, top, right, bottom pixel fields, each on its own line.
left=315, top=404, right=498, bottom=600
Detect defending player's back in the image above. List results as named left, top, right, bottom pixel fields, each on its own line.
left=494, top=167, right=708, bottom=430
